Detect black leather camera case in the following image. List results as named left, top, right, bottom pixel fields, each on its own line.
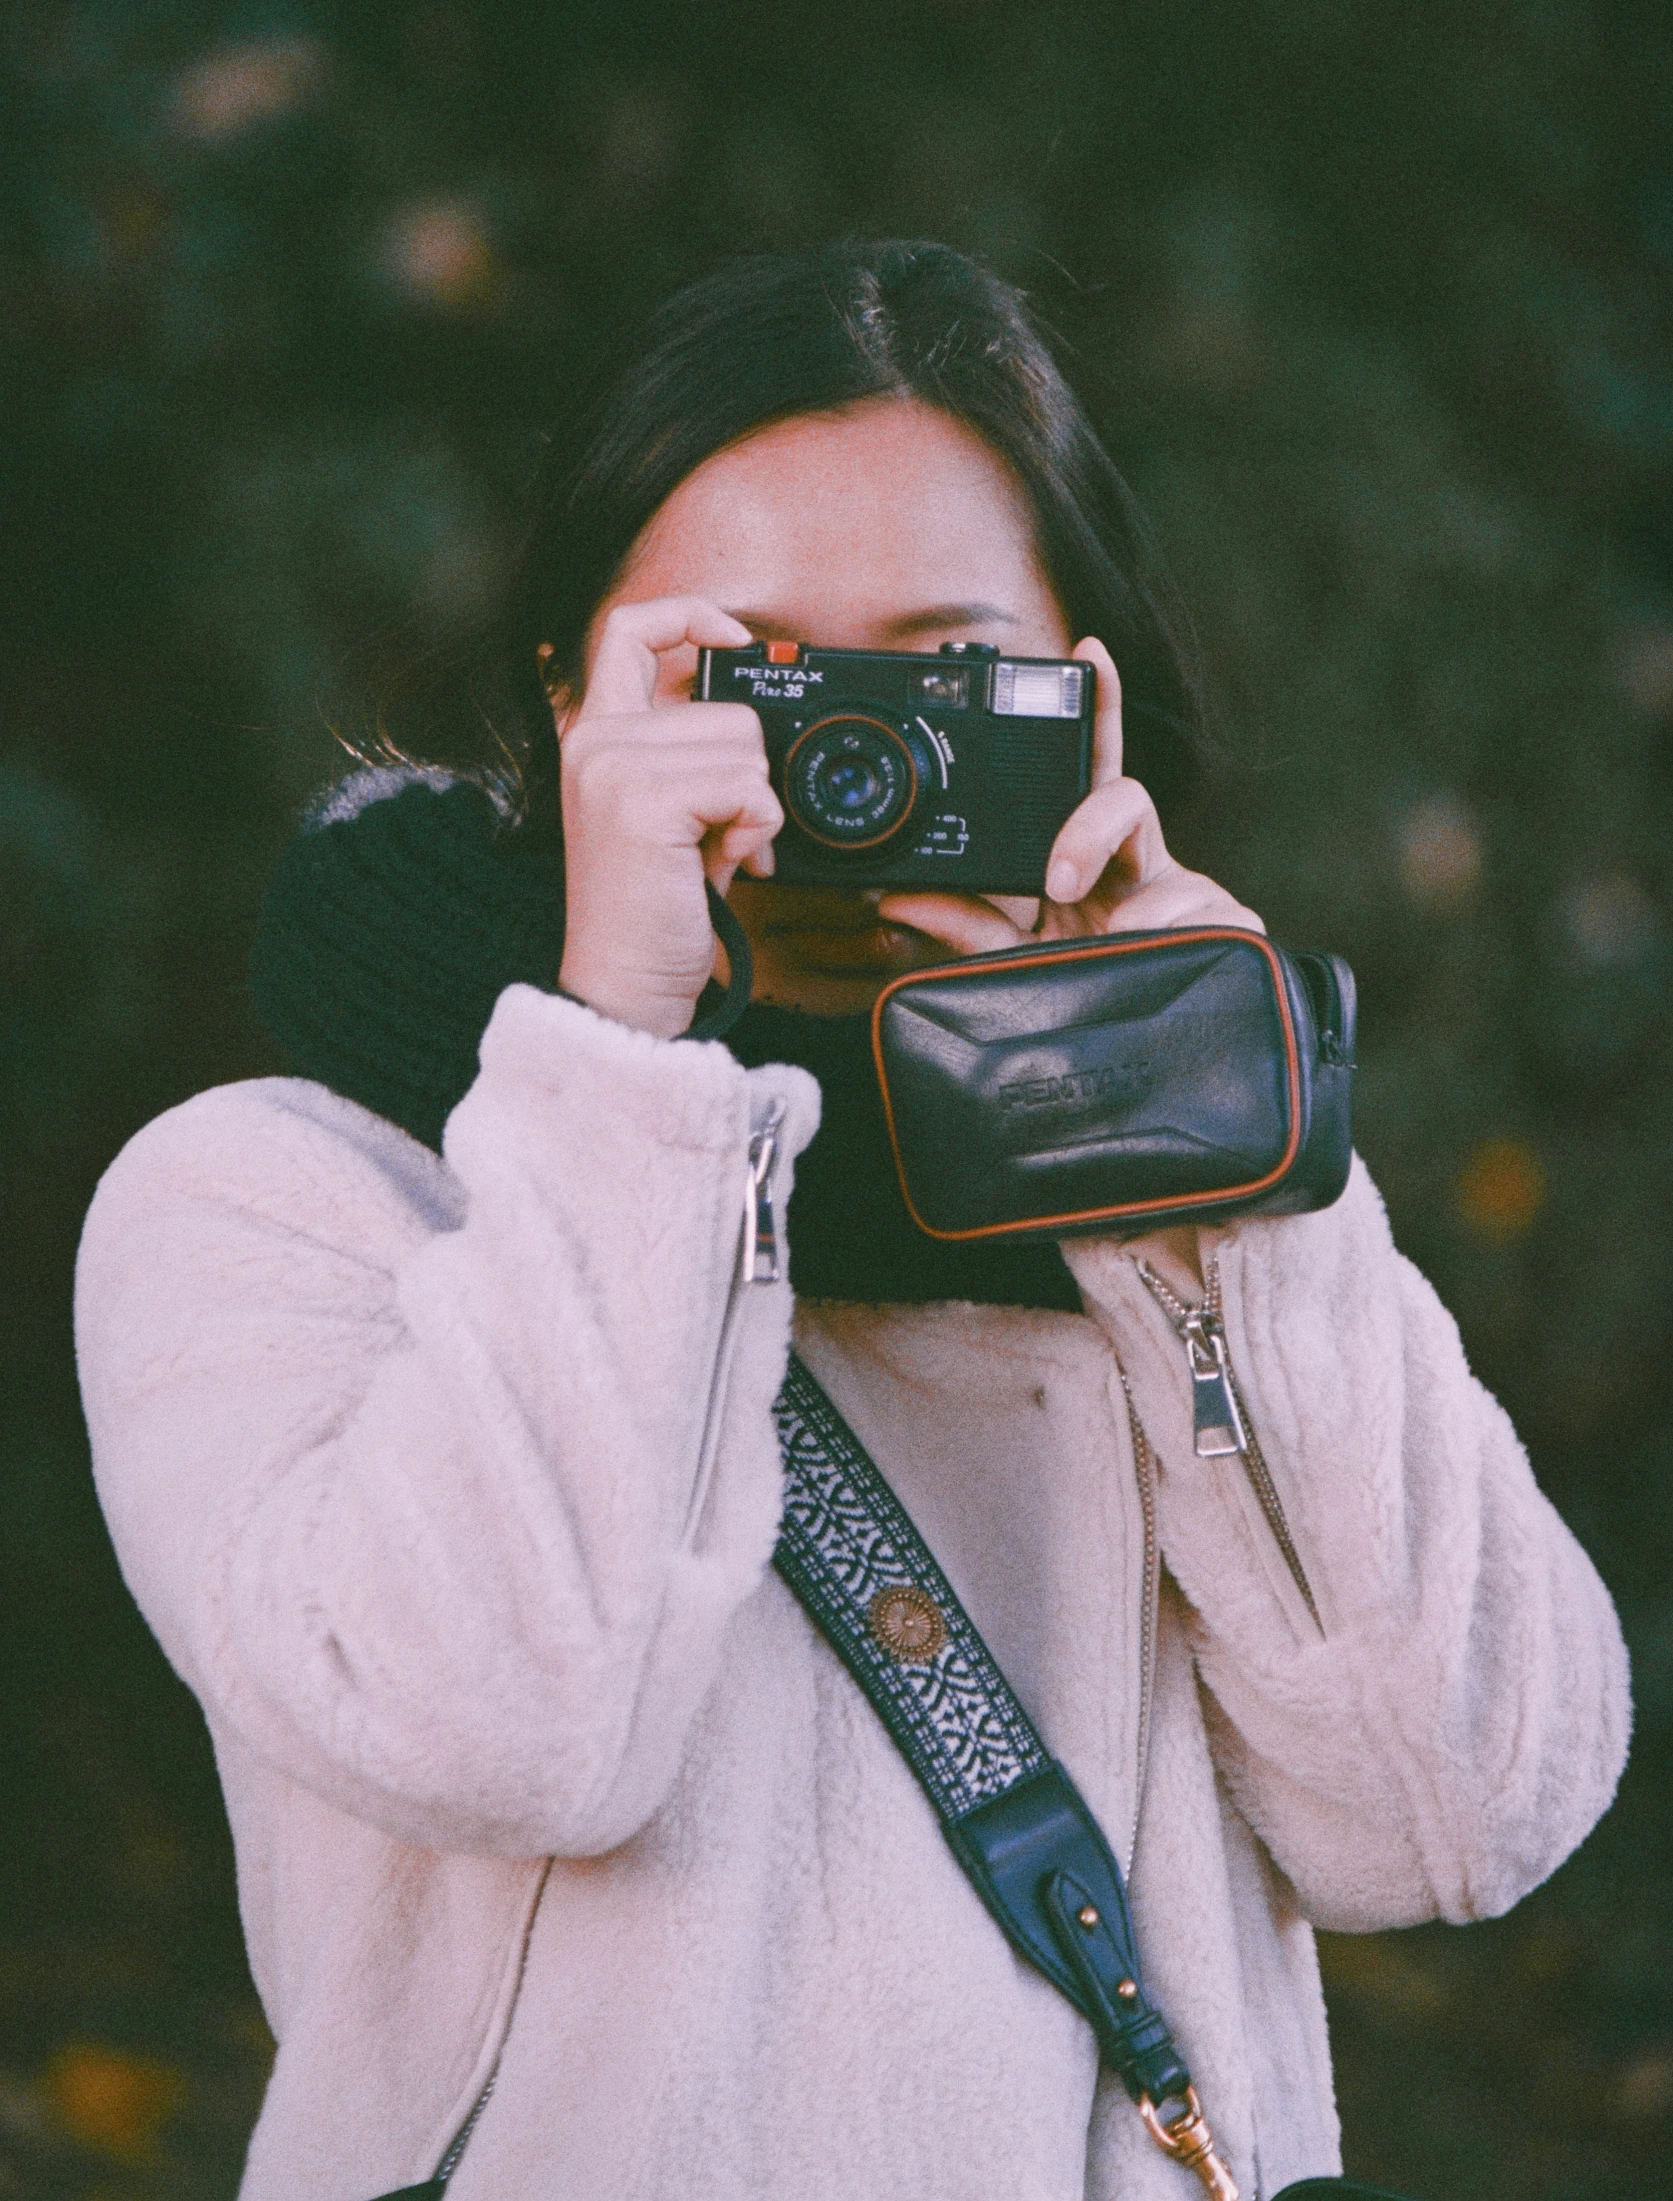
left=871, top=927, right=1356, bottom=1242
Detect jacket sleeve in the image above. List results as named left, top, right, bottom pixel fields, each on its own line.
left=75, top=986, right=820, bottom=1862
left=1064, top=1158, right=1631, bottom=1932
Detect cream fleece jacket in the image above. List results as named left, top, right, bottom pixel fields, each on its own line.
left=74, top=984, right=1630, bottom=2201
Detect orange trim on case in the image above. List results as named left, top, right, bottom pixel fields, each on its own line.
left=869, top=928, right=1302, bottom=1242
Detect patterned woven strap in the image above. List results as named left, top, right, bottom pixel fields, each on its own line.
left=772, top=1351, right=1051, bottom=1817
left=771, top=1351, right=1194, bottom=2114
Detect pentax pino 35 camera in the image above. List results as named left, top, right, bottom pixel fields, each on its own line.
left=696, top=640, right=1095, bottom=892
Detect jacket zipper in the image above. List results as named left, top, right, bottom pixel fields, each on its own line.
left=434, top=2070, right=498, bottom=2185
left=1136, top=1254, right=1323, bottom=1635
left=429, top=1857, right=551, bottom=2187
left=1115, top=1365, right=1160, bottom=1878
left=437, top=1105, right=789, bottom=2186
left=683, top=1095, right=786, bottom=1544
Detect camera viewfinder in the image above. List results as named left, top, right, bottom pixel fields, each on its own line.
left=913, top=666, right=970, bottom=707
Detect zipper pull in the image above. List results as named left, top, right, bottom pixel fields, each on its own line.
left=1183, top=1311, right=1249, bottom=1458
left=1133, top=1259, right=1250, bottom=1459
left=742, top=1099, right=786, bottom=1285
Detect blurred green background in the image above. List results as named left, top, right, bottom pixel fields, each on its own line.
left=3, top=1, right=1671, bottom=2193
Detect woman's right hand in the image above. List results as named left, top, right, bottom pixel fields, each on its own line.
left=553, top=597, right=783, bottom=1039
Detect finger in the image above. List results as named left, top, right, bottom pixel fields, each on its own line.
left=563, top=723, right=771, bottom=806
left=566, top=746, right=783, bottom=869
left=704, top=798, right=785, bottom=895
left=562, top=700, right=765, bottom=773
left=1073, top=635, right=1124, bottom=787
left=677, top=764, right=783, bottom=849
left=1043, top=778, right=1168, bottom=905
left=578, top=598, right=753, bottom=722
left=873, top=891, right=1026, bottom=958
left=1090, top=869, right=1266, bottom=936
left=710, top=814, right=780, bottom=877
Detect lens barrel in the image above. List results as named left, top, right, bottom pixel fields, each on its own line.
left=783, top=714, right=920, bottom=850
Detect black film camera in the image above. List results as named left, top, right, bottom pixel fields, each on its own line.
left=696, top=641, right=1095, bottom=892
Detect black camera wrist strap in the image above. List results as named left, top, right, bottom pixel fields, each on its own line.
left=769, top=1351, right=1239, bottom=2199
left=688, top=884, right=754, bottom=1040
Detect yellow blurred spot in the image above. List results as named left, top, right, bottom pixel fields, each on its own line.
left=1398, top=792, right=1481, bottom=910
left=43, top=2043, right=186, bottom=2164
left=172, top=37, right=324, bottom=141
left=104, top=189, right=167, bottom=261
left=383, top=202, right=497, bottom=310
left=1455, top=1138, right=1546, bottom=1242
left=1617, top=2048, right=1673, bottom=2119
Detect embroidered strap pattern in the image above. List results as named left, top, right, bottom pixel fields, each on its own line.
left=771, top=1352, right=1050, bottom=1820
left=768, top=1353, right=1240, bottom=2199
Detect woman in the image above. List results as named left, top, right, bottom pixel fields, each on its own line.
left=75, top=242, right=1629, bottom=2201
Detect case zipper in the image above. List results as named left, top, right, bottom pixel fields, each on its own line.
left=1135, top=1255, right=1322, bottom=1635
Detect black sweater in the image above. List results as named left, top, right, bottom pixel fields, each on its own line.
left=250, top=774, right=1078, bottom=1312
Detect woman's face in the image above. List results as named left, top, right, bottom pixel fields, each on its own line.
left=583, top=396, right=1073, bottom=1014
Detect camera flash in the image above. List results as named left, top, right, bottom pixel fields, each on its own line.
left=992, top=663, right=1086, bottom=718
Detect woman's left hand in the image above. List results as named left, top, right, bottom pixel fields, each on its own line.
left=874, top=636, right=1263, bottom=954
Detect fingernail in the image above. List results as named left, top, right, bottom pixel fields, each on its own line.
left=1047, top=858, right=1078, bottom=902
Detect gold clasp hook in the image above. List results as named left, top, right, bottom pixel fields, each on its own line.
left=1139, top=2086, right=1241, bottom=2200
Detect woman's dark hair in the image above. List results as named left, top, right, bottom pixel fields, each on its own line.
left=264, top=243, right=1215, bottom=1159
left=381, top=240, right=1213, bottom=825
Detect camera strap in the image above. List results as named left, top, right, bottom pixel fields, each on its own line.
left=769, top=1350, right=1240, bottom=2197
left=686, top=883, right=755, bottom=1041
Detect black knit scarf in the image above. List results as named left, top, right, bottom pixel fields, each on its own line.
left=250, top=775, right=1078, bottom=1312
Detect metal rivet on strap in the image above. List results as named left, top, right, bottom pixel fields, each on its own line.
left=867, top=1583, right=948, bottom=1664
left=1118, top=1978, right=1138, bottom=2000
left=1078, top=1905, right=1100, bottom=1928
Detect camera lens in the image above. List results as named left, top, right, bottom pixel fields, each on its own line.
left=822, top=754, right=883, bottom=812
left=783, top=714, right=919, bottom=849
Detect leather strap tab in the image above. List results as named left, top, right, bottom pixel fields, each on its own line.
left=941, top=1766, right=1191, bottom=2106
left=1044, top=1870, right=1190, bottom=2103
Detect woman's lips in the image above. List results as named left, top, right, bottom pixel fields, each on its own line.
left=737, top=882, right=946, bottom=979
